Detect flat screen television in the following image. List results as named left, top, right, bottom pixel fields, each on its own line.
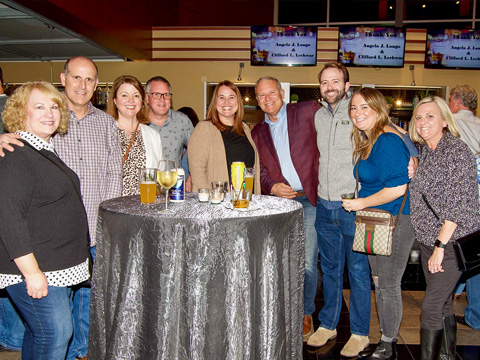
left=425, top=29, right=480, bottom=69
left=337, top=26, right=406, bottom=68
left=251, top=26, right=317, bottom=66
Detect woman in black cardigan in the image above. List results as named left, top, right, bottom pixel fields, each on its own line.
left=0, top=82, right=89, bottom=359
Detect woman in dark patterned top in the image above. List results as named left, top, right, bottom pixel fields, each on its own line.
left=0, top=82, right=90, bottom=359
left=409, top=96, right=480, bottom=360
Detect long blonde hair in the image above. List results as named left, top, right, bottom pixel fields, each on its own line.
left=350, top=87, right=390, bottom=161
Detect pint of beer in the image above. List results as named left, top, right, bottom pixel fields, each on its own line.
left=244, top=167, right=254, bottom=193
left=139, top=168, right=158, bottom=204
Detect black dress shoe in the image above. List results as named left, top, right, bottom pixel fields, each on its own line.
left=357, top=340, right=397, bottom=359
left=456, top=315, right=471, bottom=328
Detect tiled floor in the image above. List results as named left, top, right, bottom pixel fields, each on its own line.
left=1, top=291, right=479, bottom=359
left=303, top=290, right=480, bottom=360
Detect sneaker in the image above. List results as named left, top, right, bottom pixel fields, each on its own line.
left=306, top=327, right=337, bottom=347
left=303, top=315, right=314, bottom=342
left=340, top=334, right=369, bottom=357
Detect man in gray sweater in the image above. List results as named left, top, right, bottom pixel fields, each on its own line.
left=307, top=63, right=372, bottom=358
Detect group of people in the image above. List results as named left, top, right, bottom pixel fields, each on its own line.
left=0, top=58, right=193, bottom=359
left=0, top=58, right=479, bottom=360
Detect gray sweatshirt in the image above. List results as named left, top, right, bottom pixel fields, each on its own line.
left=315, top=92, right=356, bottom=202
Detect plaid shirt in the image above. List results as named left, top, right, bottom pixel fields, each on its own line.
left=53, top=102, right=123, bottom=246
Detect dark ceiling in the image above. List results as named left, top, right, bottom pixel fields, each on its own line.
left=0, top=0, right=275, bottom=61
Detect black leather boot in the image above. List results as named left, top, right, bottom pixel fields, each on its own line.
left=358, top=340, right=397, bottom=359
left=420, top=328, right=443, bottom=360
left=439, top=314, right=457, bottom=360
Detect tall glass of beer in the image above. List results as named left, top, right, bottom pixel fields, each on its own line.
left=139, top=168, right=158, bottom=205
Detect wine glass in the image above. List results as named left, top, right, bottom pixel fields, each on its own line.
left=157, top=160, right=178, bottom=210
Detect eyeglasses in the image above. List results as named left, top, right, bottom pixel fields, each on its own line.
left=148, top=92, right=173, bottom=100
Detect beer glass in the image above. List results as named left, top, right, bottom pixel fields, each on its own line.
left=244, top=167, right=254, bottom=193
left=139, top=168, right=157, bottom=205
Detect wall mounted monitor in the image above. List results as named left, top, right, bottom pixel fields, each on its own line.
left=338, top=26, right=406, bottom=68
left=425, top=29, right=480, bottom=69
left=251, top=26, right=318, bottom=66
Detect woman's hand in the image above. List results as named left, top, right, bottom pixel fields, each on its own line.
left=341, top=198, right=365, bottom=212
left=428, top=247, right=445, bottom=274
left=13, top=253, right=48, bottom=299
left=24, top=272, right=48, bottom=299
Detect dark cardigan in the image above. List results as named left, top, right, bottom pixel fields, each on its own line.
left=0, top=142, right=89, bottom=275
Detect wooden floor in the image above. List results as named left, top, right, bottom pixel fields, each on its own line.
left=303, top=290, right=480, bottom=360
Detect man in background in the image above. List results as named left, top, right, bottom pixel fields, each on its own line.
left=146, top=76, right=194, bottom=190
left=449, top=85, right=480, bottom=154
left=251, top=76, right=320, bottom=342
left=146, top=76, right=193, bottom=167
left=449, top=85, right=480, bottom=331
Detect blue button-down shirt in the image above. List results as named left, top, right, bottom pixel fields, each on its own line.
left=265, top=102, right=302, bottom=191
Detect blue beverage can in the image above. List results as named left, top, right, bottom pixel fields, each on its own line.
left=170, top=168, right=185, bottom=202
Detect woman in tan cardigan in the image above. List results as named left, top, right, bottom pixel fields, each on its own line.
left=188, top=80, right=261, bottom=194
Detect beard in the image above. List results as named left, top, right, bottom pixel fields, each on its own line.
left=321, top=88, right=346, bottom=107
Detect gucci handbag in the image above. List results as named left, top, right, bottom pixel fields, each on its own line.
left=352, top=164, right=408, bottom=256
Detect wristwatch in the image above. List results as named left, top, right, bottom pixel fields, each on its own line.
left=434, top=239, right=447, bottom=249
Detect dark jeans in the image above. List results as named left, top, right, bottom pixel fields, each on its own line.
left=420, top=243, right=462, bottom=330
left=368, top=214, right=415, bottom=340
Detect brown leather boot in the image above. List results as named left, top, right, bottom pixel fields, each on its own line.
left=303, top=315, right=314, bottom=342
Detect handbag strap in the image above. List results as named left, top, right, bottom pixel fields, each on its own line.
left=355, top=160, right=408, bottom=224
left=122, top=121, right=140, bottom=165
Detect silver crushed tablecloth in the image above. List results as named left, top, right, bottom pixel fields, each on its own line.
left=88, top=193, right=305, bottom=359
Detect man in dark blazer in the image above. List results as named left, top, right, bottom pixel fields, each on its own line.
left=252, top=76, right=320, bottom=342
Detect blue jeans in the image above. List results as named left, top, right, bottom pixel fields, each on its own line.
left=464, top=272, right=480, bottom=330
left=6, top=282, right=73, bottom=360
left=315, top=199, right=371, bottom=336
left=296, top=195, right=319, bottom=316
left=66, top=246, right=95, bottom=360
left=0, top=290, right=25, bottom=350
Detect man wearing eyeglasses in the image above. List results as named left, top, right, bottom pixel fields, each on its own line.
left=146, top=76, right=194, bottom=171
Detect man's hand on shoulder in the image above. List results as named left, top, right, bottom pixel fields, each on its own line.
left=0, top=133, right=23, bottom=157
left=271, top=183, right=297, bottom=199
